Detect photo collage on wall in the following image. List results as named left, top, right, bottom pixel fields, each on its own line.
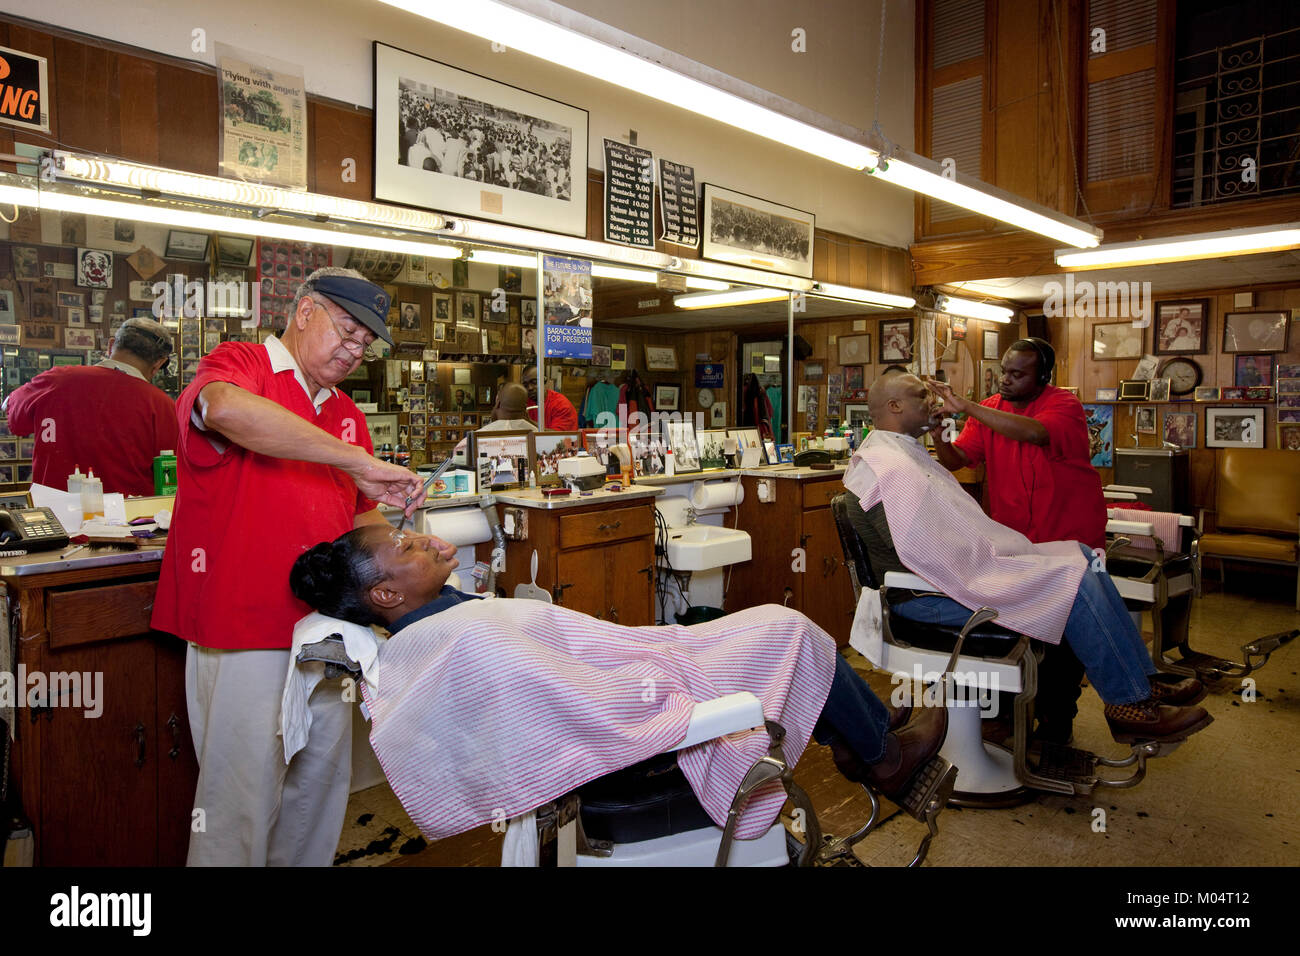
left=257, top=239, right=333, bottom=331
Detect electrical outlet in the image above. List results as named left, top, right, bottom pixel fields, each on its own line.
left=757, top=479, right=775, bottom=502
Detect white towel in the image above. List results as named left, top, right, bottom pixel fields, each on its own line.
left=280, top=612, right=385, bottom=763
left=501, top=812, right=539, bottom=867
left=849, top=586, right=884, bottom=667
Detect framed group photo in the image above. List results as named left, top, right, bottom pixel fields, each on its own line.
left=373, top=43, right=590, bottom=237
left=700, top=184, right=814, bottom=279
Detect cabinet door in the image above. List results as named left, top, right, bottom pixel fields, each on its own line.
left=606, top=537, right=655, bottom=627
left=39, top=638, right=159, bottom=866
left=555, top=548, right=608, bottom=619
left=801, top=507, right=855, bottom=647
left=155, top=634, right=198, bottom=866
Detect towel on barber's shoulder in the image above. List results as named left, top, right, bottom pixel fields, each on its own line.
left=361, top=601, right=837, bottom=841
left=280, top=612, right=385, bottom=763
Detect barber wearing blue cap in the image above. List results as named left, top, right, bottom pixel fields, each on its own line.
left=153, top=266, right=453, bottom=866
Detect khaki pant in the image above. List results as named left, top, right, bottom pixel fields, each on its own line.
left=185, top=643, right=353, bottom=866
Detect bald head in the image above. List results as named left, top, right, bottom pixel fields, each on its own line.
left=494, top=382, right=529, bottom=420
left=868, top=372, right=938, bottom=438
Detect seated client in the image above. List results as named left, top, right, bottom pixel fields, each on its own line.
left=843, top=372, right=1212, bottom=745
left=288, top=523, right=946, bottom=836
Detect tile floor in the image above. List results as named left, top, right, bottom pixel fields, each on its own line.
left=338, top=570, right=1299, bottom=867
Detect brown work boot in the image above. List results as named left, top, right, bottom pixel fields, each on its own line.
left=1104, top=699, right=1213, bottom=744
left=887, top=700, right=912, bottom=732
left=1148, top=673, right=1207, bottom=706
left=863, top=704, right=948, bottom=801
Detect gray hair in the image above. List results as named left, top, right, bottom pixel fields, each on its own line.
left=292, top=266, right=371, bottom=316
left=113, top=317, right=174, bottom=364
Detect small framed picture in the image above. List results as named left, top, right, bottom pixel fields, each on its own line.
left=1223, top=311, right=1289, bottom=353
left=1193, top=386, right=1220, bottom=402
left=654, top=383, right=681, bottom=411
left=804, top=362, right=824, bottom=380
left=1154, top=299, right=1209, bottom=354
left=879, top=319, right=913, bottom=364
left=1234, top=354, right=1273, bottom=387
left=843, top=403, right=872, bottom=430
left=1118, top=380, right=1149, bottom=401
left=1277, top=422, right=1300, bottom=451
left=1092, top=322, right=1143, bottom=360
left=645, top=345, right=677, bottom=371
left=982, top=329, right=1000, bottom=360
left=1135, top=405, right=1157, bottom=434
left=65, top=307, right=86, bottom=328
left=1095, top=387, right=1119, bottom=402
left=1221, top=387, right=1246, bottom=401
left=165, top=230, right=211, bottom=261
left=1206, top=407, right=1265, bottom=448
left=777, top=443, right=794, bottom=463
left=217, top=235, right=256, bottom=268
left=453, top=367, right=472, bottom=385
left=978, top=360, right=1001, bottom=400
left=837, top=334, right=870, bottom=366
left=1244, top=386, right=1273, bottom=401
left=1163, top=410, right=1197, bottom=449
left=432, top=293, right=453, bottom=322
left=397, top=301, right=422, bottom=332
left=56, top=291, right=84, bottom=309
left=1149, top=378, right=1171, bottom=402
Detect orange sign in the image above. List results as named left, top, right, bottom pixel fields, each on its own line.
left=0, top=46, right=50, bottom=133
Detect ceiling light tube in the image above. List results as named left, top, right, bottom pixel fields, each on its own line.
left=684, top=277, right=730, bottom=291
left=938, top=294, right=1014, bottom=323
left=674, top=287, right=789, bottom=309
left=591, top=264, right=658, bottom=282
left=813, top=281, right=915, bottom=309
left=447, top=216, right=676, bottom=269
left=1054, top=223, right=1300, bottom=269
left=468, top=249, right=538, bottom=268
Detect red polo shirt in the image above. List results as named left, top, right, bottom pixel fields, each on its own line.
left=150, top=341, right=377, bottom=650
left=528, top=389, right=579, bottom=431
left=952, top=385, right=1107, bottom=550
left=5, top=364, right=178, bottom=496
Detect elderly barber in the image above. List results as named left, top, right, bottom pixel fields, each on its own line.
left=928, top=339, right=1106, bottom=744
left=4, top=316, right=178, bottom=495
left=151, top=267, right=449, bottom=867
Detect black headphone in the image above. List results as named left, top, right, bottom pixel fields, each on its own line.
left=1015, top=337, right=1056, bottom=386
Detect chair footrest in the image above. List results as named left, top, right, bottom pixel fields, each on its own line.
left=1031, top=742, right=1099, bottom=785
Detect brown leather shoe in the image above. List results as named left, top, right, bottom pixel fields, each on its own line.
left=1105, top=699, right=1213, bottom=744
left=1148, top=673, right=1207, bottom=706
left=863, top=704, right=948, bottom=801
left=887, top=701, right=912, bottom=732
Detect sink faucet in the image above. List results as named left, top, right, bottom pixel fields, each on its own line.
left=683, top=506, right=698, bottom=526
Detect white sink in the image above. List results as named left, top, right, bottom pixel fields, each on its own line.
left=665, top=525, right=752, bottom=571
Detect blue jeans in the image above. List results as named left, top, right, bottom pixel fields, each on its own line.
left=813, top=654, right=893, bottom=763
left=891, top=543, right=1156, bottom=705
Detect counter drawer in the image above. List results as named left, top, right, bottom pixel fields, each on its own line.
left=559, top=505, right=653, bottom=549
left=802, top=478, right=846, bottom=511
left=47, top=579, right=159, bottom=649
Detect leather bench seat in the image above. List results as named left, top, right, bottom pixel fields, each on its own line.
left=576, top=750, right=714, bottom=844
left=1199, top=532, right=1297, bottom=563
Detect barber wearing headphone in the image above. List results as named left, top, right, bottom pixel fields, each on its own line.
left=927, top=338, right=1107, bottom=744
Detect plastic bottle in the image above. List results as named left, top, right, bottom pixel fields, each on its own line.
left=67, top=466, right=85, bottom=497
left=153, top=451, right=178, bottom=495
left=395, top=439, right=410, bottom=469
left=81, top=469, right=103, bottom=519
left=664, top=448, right=675, bottom=477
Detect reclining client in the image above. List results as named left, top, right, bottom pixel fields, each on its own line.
left=289, top=524, right=949, bottom=839
left=843, top=372, right=1212, bottom=745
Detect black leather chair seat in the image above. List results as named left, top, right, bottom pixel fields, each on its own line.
left=576, top=750, right=715, bottom=844
left=1105, top=546, right=1193, bottom=578
left=887, top=605, right=1025, bottom=659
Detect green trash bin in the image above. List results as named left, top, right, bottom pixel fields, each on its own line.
left=675, top=606, right=726, bottom=626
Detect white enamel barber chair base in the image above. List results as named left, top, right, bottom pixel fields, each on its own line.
left=575, top=821, right=787, bottom=867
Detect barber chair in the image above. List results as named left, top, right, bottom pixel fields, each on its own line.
left=1102, top=488, right=1297, bottom=683
left=296, top=613, right=958, bottom=867
left=830, top=493, right=1179, bottom=805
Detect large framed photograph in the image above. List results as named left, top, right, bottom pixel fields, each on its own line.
left=664, top=420, right=702, bottom=474
left=879, top=318, right=913, bottom=364
left=1092, top=321, right=1143, bottom=360
left=1154, top=299, right=1209, bottom=354
left=533, top=431, right=582, bottom=484
left=470, top=429, right=535, bottom=489
left=645, top=345, right=677, bottom=371
left=837, top=334, right=870, bottom=366
left=1234, top=354, right=1273, bottom=387
left=701, top=183, right=814, bottom=279
left=1222, top=311, right=1289, bottom=353
left=374, top=43, right=589, bottom=237
left=1206, top=407, right=1265, bottom=448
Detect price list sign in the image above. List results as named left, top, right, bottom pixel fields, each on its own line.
left=658, top=159, right=699, bottom=247
left=603, top=139, right=655, bottom=248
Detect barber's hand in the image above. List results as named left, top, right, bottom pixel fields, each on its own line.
left=345, top=454, right=426, bottom=516
left=926, top=380, right=971, bottom=417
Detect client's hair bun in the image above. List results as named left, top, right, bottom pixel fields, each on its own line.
left=290, top=542, right=344, bottom=610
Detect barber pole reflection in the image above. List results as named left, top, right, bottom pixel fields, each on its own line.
left=890, top=665, right=1001, bottom=717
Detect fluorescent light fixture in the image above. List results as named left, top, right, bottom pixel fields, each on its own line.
left=937, top=294, right=1014, bottom=324
left=813, top=281, right=915, bottom=309
left=448, top=216, right=675, bottom=269
left=674, top=287, right=789, bottom=309
left=54, top=151, right=450, bottom=234
left=0, top=181, right=463, bottom=258
left=871, top=156, right=1102, bottom=248
left=591, top=264, right=658, bottom=282
left=468, top=249, right=537, bottom=268
left=377, top=0, right=877, bottom=170
left=684, top=277, right=730, bottom=291
left=1054, top=223, right=1300, bottom=269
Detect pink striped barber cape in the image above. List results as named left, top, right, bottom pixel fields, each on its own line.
left=845, top=428, right=1088, bottom=643
left=361, top=599, right=836, bottom=841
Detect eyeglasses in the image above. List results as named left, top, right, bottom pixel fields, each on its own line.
left=314, top=302, right=376, bottom=358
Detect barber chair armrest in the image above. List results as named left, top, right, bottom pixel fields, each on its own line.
left=674, top=692, right=765, bottom=750
left=1197, top=507, right=1215, bottom=534
left=1105, top=484, right=1153, bottom=495
left=1107, top=519, right=1155, bottom=536
left=1104, top=491, right=1138, bottom=501
left=882, top=570, right=941, bottom=592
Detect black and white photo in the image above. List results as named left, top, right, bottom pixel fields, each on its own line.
left=1206, top=407, right=1265, bottom=448
left=701, top=184, right=815, bottom=278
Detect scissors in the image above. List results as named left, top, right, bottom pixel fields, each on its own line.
left=400, top=457, right=455, bottom=532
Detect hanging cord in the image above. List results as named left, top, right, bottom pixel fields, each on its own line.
left=1049, top=0, right=1095, bottom=224
left=873, top=0, right=889, bottom=133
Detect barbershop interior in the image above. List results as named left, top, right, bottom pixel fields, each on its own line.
left=0, top=0, right=1296, bottom=873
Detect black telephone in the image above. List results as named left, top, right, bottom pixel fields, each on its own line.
left=792, top=449, right=833, bottom=467
left=0, top=507, right=72, bottom=551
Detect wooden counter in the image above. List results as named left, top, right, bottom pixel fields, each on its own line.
left=2, top=548, right=196, bottom=866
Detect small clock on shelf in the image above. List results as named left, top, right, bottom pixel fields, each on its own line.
left=697, top=388, right=715, bottom=408
left=1158, top=357, right=1202, bottom=396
